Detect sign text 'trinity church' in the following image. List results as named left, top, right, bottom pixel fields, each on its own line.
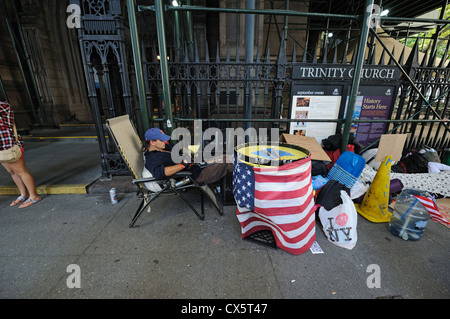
left=292, top=64, right=400, bottom=81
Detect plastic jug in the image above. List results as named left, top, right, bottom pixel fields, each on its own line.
left=388, top=189, right=430, bottom=241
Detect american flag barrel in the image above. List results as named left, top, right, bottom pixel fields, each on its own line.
left=233, top=143, right=316, bottom=255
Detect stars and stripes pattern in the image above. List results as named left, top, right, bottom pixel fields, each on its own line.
left=414, top=195, right=450, bottom=228
left=233, top=155, right=316, bottom=255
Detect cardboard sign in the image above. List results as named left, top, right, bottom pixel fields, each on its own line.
left=375, top=134, right=407, bottom=162
left=436, top=198, right=450, bottom=228
left=280, top=133, right=331, bottom=162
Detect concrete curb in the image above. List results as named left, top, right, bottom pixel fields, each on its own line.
left=0, top=184, right=88, bottom=195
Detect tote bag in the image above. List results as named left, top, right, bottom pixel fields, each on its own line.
left=0, top=124, right=22, bottom=163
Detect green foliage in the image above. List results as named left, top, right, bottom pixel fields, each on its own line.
left=399, top=6, right=450, bottom=61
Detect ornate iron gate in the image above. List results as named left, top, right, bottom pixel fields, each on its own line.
left=71, top=0, right=138, bottom=178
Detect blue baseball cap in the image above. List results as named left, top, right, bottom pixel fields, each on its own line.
left=144, top=128, right=171, bottom=142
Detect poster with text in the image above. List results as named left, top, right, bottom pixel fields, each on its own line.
left=290, top=86, right=342, bottom=144
left=344, top=86, right=395, bottom=146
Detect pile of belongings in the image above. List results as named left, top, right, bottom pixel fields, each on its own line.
left=312, top=134, right=368, bottom=250
left=362, top=147, right=450, bottom=174
left=359, top=147, right=450, bottom=197
left=241, top=133, right=450, bottom=254
left=310, top=134, right=450, bottom=251
left=312, top=133, right=369, bottom=199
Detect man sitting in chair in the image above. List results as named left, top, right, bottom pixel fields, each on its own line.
left=143, top=128, right=232, bottom=187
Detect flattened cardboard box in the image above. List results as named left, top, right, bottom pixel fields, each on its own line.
left=375, top=134, right=408, bottom=162
left=436, top=198, right=450, bottom=228
left=280, top=133, right=331, bottom=162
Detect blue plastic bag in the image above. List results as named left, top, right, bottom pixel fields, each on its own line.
left=327, top=151, right=366, bottom=189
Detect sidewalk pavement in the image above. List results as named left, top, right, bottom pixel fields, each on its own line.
left=0, top=140, right=103, bottom=195
left=0, top=141, right=449, bottom=300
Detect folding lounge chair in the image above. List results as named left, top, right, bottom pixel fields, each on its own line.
left=106, top=115, right=223, bottom=228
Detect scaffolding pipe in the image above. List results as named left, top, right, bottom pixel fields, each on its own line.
left=184, top=0, right=195, bottom=61
left=154, top=0, right=174, bottom=135
left=245, top=0, right=255, bottom=63
left=140, top=4, right=450, bottom=26
left=139, top=4, right=360, bottom=20
left=340, top=0, right=374, bottom=153
left=244, top=0, right=255, bottom=131
left=126, top=0, right=150, bottom=132
left=173, top=2, right=181, bottom=60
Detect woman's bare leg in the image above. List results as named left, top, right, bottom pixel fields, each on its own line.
left=2, top=159, right=40, bottom=201
left=2, top=164, right=28, bottom=198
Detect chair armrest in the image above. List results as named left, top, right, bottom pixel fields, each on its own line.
left=132, top=171, right=192, bottom=184
left=132, top=177, right=158, bottom=184
left=173, top=171, right=193, bottom=178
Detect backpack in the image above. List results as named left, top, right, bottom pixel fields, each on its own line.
left=392, top=149, right=429, bottom=173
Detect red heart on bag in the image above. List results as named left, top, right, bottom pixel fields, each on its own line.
left=335, top=213, right=348, bottom=226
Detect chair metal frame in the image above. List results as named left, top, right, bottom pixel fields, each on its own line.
left=106, top=115, right=223, bottom=228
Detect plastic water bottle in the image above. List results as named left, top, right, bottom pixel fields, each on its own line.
left=174, top=177, right=190, bottom=187
left=388, top=189, right=430, bottom=241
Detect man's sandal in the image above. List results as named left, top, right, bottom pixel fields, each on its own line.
left=18, top=197, right=42, bottom=209
left=10, top=196, right=28, bottom=207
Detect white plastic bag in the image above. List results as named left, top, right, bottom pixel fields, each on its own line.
left=350, top=180, right=368, bottom=200
left=318, top=190, right=358, bottom=250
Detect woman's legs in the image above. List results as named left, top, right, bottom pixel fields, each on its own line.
left=4, top=166, right=28, bottom=198
left=2, top=158, right=40, bottom=201
left=3, top=164, right=28, bottom=205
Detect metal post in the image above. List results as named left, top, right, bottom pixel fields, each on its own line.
left=244, top=0, right=255, bottom=131
left=185, top=0, right=195, bottom=61
left=86, top=63, right=110, bottom=179
left=154, top=0, right=174, bottom=135
left=245, top=0, right=255, bottom=62
left=341, top=0, right=374, bottom=153
left=282, top=0, right=289, bottom=52
left=173, top=2, right=181, bottom=61
left=126, top=0, right=150, bottom=132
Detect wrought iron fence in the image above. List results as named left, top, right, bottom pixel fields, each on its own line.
left=394, top=48, right=450, bottom=151
left=142, top=36, right=449, bottom=155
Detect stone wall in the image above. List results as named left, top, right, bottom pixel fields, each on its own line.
left=0, top=0, right=92, bottom=130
